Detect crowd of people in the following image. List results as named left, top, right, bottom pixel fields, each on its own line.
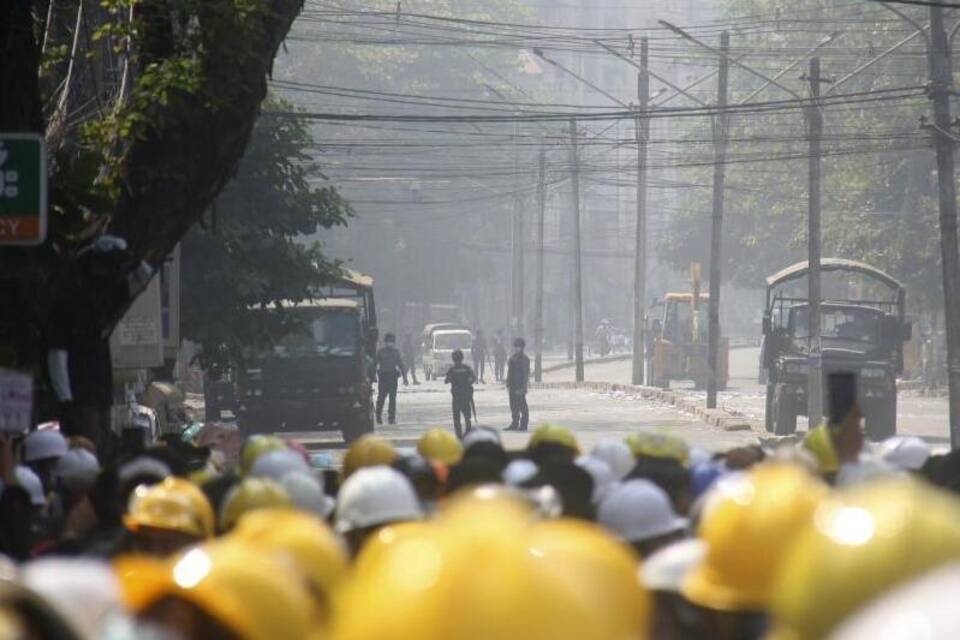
left=2, top=406, right=960, bottom=639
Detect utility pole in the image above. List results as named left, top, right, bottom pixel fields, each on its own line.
left=927, top=6, right=960, bottom=449
left=534, top=145, right=546, bottom=382
left=632, top=37, right=650, bottom=386
left=807, top=56, right=824, bottom=428
left=706, top=31, right=729, bottom=409
left=511, top=118, right=525, bottom=339
left=568, top=119, right=585, bottom=382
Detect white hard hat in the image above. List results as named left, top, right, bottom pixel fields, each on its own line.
left=249, top=449, right=310, bottom=481
left=835, top=457, right=900, bottom=488
left=280, top=471, right=335, bottom=519
left=502, top=459, right=538, bottom=486
left=15, top=466, right=46, bottom=506
left=829, top=561, right=960, bottom=640
left=117, top=456, right=171, bottom=488
left=21, top=558, right=124, bottom=638
left=590, top=439, right=635, bottom=480
left=598, top=479, right=687, bottom=544
left=880, top=436, right=931, bottom=471
left=54, top=449, right=100, bottom=493
left=23, top=430, right=68, bottom=462
left=575, top=455, right=616, bottom=503
left=463, top=427, right=501, bottom=448
left=641, top=538, right=707, bottom=593
left=334, top=466, right=423, bottom=533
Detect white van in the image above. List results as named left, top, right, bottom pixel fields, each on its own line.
left=423, top=329, right=473, bottom=380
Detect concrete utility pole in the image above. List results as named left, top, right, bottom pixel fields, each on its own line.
left=568, top=119, right=585, bottom=382
left=926, top=6, right=960, bottom=449
left=632, top=38, right=650, bottom=386
left=707, top=31, right=730, bottom=409
left=806, top=56, right=824, bottom=427
left=534, top=145, right=546, bottom=382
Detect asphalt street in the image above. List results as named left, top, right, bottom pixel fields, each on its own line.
left=544, top=347, right=953, bottom=446
left=285, top=376, right=760, bottom=455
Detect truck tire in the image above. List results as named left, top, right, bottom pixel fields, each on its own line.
left=866, top=394, right=897, bottom=441
left=344, top=406, right=375, bottom=444
left=764, top=383, right=775, bottom=432
left=774, top=383, right=797, bottom=436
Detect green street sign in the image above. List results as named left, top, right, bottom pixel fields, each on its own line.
left=0, top=133, right=47, bottom=245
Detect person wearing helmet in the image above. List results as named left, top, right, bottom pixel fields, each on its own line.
left=804, top=371, right=865, bottom=484
left=124, top=477, right=216, bottom=556
left=375, top=333, right=408, bottom=425
left=598, top=479, right=688, bottom=558
left=444, top=350, right=475, bottom=438
left=231, top=508, right=348, bottom=625
left=342, top=435, right=397, bottom=480
left=238, top=435, right=286, bottom=476
left=334, top=466, right=423, bottom=556
left=504, top=338, right=530, bottom=431
left=117, top=540, right=315, bottom=640
left=22, top=431, right=68, bottom=495
left=417, top=428, right=464, bottom=466
left=681, top=464, right=828, bottom=640
left=218, top=477, right=291, bottom=533
left=769, top=477, right=960, bottom=639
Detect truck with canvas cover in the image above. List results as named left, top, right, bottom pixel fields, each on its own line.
left=761, top=259, right=911, bottom=439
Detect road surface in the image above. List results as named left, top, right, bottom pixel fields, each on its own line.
left=263, top=378, right=761, bottom=455
left=544, top=347, right=952, bottom=446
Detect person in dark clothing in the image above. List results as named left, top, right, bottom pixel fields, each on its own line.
left=492, top=330, right=508, bottom=382
left=444, top=349, right=475, bottom=439
left=471, top=330, right=488, bottom=384
left=401, top=333, right=419, bottom=385
left=505, top=338, right=530, bottom=432
left=375, top=333, right=408, bottom=425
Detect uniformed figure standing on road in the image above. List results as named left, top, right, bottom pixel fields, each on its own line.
left=505, top=338, right=530, bottom=432
left=472, top=329, right=488, bottom=384
left=492, top=330, right=508, bottom=382
left=375, top=333, right=408, bottom=425
left=444, top=349, right=475, bottom=439
left=401, top=332, right=419, bottom=385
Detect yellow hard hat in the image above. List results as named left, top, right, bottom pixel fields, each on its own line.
left=342, top=435, right=397, bottom=479
left=528, top=424, right=579, bottom=453
left=231, top=507, right=348, bottom=615
left=116, top=541, right=314, bottom=640
left=331, top=493, right=609, bottom=640
left=240, top=435, right=286, bottom=475
left=417, top=428, right=464, bottom=465
left=528, top=519, right=651, bottom=639
left=351, top=521, right=438, bottom=580
left=218, top=477, right=291, bottom=532
left=770, top=477, right=960, bottom=639
left=682, top=463, right=827, bottom=611
left=625, top=432, right=689, bottom=464
left=802, top=424, right=840, bottom=474
left=124, top=477, right=216, bottom=539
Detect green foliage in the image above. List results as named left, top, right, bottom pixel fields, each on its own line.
left=180, top=97, right=351, bottom=370
left=660, top=0, right=940, bottom=312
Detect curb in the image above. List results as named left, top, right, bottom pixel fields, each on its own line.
left=530, top=381, right=762, bottom=433
left=540, top=340, right=759, bottom=375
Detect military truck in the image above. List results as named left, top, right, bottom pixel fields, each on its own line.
left=761, top=259, right=911, bottom=439
left=234, top=270, right=377, bottom=443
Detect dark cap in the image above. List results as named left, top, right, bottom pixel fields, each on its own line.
left=452, top=349, right=464, bottom=362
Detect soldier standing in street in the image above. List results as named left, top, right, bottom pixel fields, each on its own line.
left=472, top=329, right=488, bottom=384
left=493, top=330, right=507, bottom=383
left=444, top=349, right=475, bottom=438
left=401, top=332, right=419, bottom=385
left=375, top=333, right=408, bottom=425
left=505, top=338, right=530, bottom=432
